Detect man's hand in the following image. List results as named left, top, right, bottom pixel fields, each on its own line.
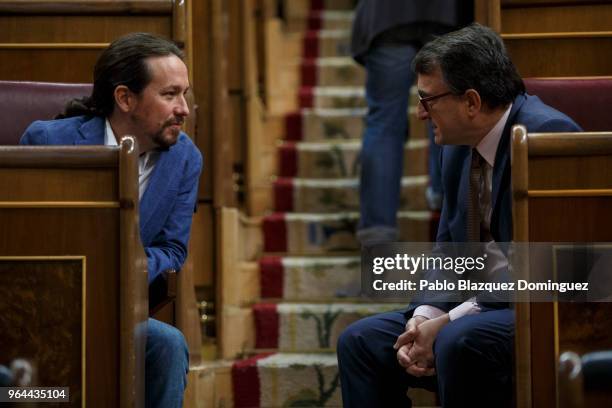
left=404, top=314, right=450, bottom=377
left=393, top=315, right=428, bottom=373
left=394, top=315, right=428, bottom=350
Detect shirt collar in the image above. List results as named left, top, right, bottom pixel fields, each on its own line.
left=104, top=119, right=118, bottom=146
left=475, top=104, right=512, bottom=167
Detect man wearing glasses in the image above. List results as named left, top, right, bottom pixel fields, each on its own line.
left=337, top=24, right=580, bottom=407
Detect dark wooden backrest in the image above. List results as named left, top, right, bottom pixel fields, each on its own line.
left=0, top=140, right=147, bottom=407
left=512, top=128, right=612, bottom=408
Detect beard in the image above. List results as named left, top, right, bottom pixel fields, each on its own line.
left=152, top=117, right=183, bottom=150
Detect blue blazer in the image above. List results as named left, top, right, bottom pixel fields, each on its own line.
left=20, top=115, right=203, bottom=285
left=407, top=93, right=582, bottom=314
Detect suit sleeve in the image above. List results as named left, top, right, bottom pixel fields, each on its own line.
left=145, top=149, right=203, bottom=284
left=536, top=117, right=582, bottom=133
left=403, top=148, right=461, bottom=316
left=434, top=149, right=451, bottom=243
left=19, top=121, right=48, bottom=145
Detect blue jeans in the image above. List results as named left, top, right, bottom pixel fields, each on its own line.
left=358, top=44, right=417, bottom=245
left=146, top=318, right=189, bottom=408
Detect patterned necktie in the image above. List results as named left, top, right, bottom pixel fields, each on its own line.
left=467, top=149, right=483, bottom=242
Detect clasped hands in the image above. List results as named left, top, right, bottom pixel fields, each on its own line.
left=393, top=314, right=450, bottom=377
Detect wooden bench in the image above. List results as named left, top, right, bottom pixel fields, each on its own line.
left=0, top=139, right=146, bottom=407
left=512, top=128, right=612, bottom=408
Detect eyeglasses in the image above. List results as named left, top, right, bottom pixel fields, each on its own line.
left=418, top=91, right=454, bottom=113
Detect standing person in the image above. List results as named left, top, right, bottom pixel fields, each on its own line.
left=351, top=0, right=467, bottom=246
left=20, top=32, right=203, bottom=408
left=338, top=24, right=581, bottom=407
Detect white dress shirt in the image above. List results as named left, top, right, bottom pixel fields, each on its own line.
left=104, top=119, right=159, bottom=199
left=414, top=104, right=512, bottom=321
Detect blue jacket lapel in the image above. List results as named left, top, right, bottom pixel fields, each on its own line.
left=75, top=116, right=105, bottom=145
left=491, top=94, right=526, bottom=217
left=139, top=144, right=180, bottom=242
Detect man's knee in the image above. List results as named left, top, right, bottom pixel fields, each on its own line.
left=337, top=320, right=363, bottom=357
left=147, top=319, right=189, bottom=373
left=337, top=317, right=380, bottom=362
left=433, top=321, right=478, bottom=369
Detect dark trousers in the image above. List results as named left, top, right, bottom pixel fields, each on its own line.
left=337, top=309, right=514, bottom=407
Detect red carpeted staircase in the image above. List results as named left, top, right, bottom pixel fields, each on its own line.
left=231, top=1, right=438, bottom=406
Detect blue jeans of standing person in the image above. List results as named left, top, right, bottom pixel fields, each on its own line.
left=358, top=44, right=418, bottom=246
left=146, top=318, right=189, bottom=408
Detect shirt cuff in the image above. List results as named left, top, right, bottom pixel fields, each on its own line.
left=448, top=298, right=481, bottom=321
left=413, top=305, right=445, bottom=320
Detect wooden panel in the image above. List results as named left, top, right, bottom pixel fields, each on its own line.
left=529, top=302, right=557, bottom=408
left=527, top=193, right=612, bottom=408
left=191, top=0, right=213, bottom=202
left=0, top=258, right=84, bottom=401
left=0, top=48, right=102, bottom=81
left=529, top=197, right=612, bottom=241
left=227, top=0, right=244, bottom=91
left=172, top=0, right=187, bottom=45
left=0, top=0, right=172, bottom=14
left=558, top=303, right=612, bottom=355
left=529, top=156, right=612, bottom=190
left=480, top=0, right=501, bottom=31
left=0, top=168, right=117, bottom=200
left=502, top=4, right=612, bottom=33
left=0, top=209, right=120, bottom=407
left=230, top=93, right=246, bottom=176
left=216, top=208, right=262, bottom=358
left=177, top=247, right=203, bottom=368
left=505, top=36, right=612, bottom=77
left=191, top=203, right=215, bottom=287
left=0, top=15, right=171, bottom=42
left=211, top=0, right=236, bottom=207
left=188, top=362, right=234, bottom=408
left=0, top=142, right=146, bottom=407
left=514, top=130, right=612, bottom=408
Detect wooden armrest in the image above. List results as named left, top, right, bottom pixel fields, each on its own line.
left=149, top=269, right=177, bottom=316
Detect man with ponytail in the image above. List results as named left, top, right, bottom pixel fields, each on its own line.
left=20, top=32, right=202, bottom=408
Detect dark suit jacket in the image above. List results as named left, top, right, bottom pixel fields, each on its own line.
left=20, top=115, right=203, bottom=285
left=351, top=0, right=465, bottom=64
left=406, top=93, right=582, bottom=315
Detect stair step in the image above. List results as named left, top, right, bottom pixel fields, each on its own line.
left=278, top=138, right=428, bottom=178
left=310, top=10, right=354, bottom=31
left=260, top=255, right=361, bottom=301
left=233, top=352, right=341, bottom=407
left=299, top=86, right=365, bottom=109
left=287, top=10, right=354, bottom=32
left=274, top=176, right=429, bottom=213
left=262, top=211, right=437, bottom=254
left=233, top=352, right=438, bottom=407
left=253, top=303, right=406, bottom=351
left=284, top=0, right=356, bottom=20
left=285, top=108, right=367, bottom=142
left=284, top=104, right=428, bottom=142
left=303, top=29, right=351, bottom=58
left=301, top=57, right=364, bottom=87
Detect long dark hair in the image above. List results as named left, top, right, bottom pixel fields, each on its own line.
left=57, top=32, right=183, bottom=119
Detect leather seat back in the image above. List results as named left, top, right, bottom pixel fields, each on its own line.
left=0, top=80, right=92, bottom=145
left=525, top=77, right=612, bottom=131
